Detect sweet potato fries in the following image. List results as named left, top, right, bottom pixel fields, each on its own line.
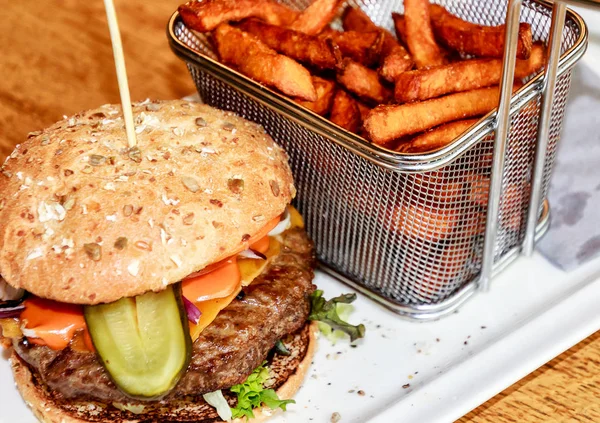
left=179, top=0, right=298, bottom=32
left=179, top=0, right=546, bottom=153
left=239, top=19, right=341, bottom=71
left=394, top=43, right=545, bottom=103
left=403, top=0, right=446, bottom=69
left=213, top=24, right=316, bottom=101
left=365, top=86, right=515, bottom=144
left=429, top=4, right=533, bottom=60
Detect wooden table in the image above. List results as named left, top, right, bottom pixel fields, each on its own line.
left=0, top=1, right=598, bottom=421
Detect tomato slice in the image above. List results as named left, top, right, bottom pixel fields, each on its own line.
left=21, top=297, right=87, bottom=350
left=183, top=215, right=280, bottom=280
left=182, top=258, right=241, bottom=302
left=245, top=216, right=280, bottom=246
left=250, top=235, right=270, bottom=254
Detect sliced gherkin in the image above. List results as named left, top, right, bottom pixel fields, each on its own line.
left=84, top=285, right=191, bottom=399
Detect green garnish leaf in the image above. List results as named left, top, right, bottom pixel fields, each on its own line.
left=274, top=339, right=291, bottom=356
left=230, top=362, right=295, bottom=420
left=309, top=290, right=366, bottom=342
left=316, top=302, right=354, bottom=344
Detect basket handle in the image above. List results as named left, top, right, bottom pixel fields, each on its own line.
left=522, top=1, right=568, bottom=255
left=480, top=0, right=524, bottom=291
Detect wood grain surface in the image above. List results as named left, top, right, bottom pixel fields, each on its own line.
left=0, top=1, right=598, bottom=422
left=0, top=0, right=194, bottom=162
left=459, top=331, right=600, bottom=422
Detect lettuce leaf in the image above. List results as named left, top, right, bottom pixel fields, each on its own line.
left=309, top=290, right=365, bottom=342
left=316, top=302, right=355, bottom=345
left=230, top=362, right=295, bottom=420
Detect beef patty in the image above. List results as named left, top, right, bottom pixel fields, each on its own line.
left=13, top=228, right=315, bottom=404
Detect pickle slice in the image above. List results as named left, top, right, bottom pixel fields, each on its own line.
left=84, top=285, right=191, bottom=399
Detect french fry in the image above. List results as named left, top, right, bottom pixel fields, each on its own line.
left=320, top=29, right=384, bottom=67
left=392, top=13, right=408, bottom=46
left=356, top=101, right=371, bottom=122
left=391, top=202, right=459, bottom=242
left=330, top=89, right=361, bottom=133
left=365, top=85, right=523, bottom=144
left=500, top=182, right=526, bottom=232
left=213, top=24, right=317, bottom=101
left=238, top=19, right=341, bottom=71
left=397, top=119, right=479, bottom=153
left=429, top=4, right=533, bottom=60
left=356, top=101, right=372, bottom=139
left=342, top=7, right=413, bottom=81
left=457, top=210, right=487, bottom=237
left=380, top=45, right=415, bottom=83
left=289, top=0, right=344, bottom=35
left=394, top=43, right=545, bottom=103
left=410, top=171, right=464, bottom=204
left=465, top=173, right=490, bottom=207
left=179, top=0, right=298, bottom=32
left=341, top=6, right=400, bottom=56
left=294, top=76, right=336, bottom=116
left=515, top=42, right=546, bottom=75
left=404, top=0, right=446, bottom=69
left=341, top=5, right=373, bottom=32
left=337, top=59, right=392, bottom=105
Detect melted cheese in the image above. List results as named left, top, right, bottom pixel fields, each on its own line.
left=188, top=284, right=241, bottom=341
left=289, top=205, right=304, bottom=229
left=239, top=237, right=281, bottom=286
left=0, top=318, right=21, bottom=338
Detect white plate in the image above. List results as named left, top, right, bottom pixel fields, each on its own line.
left=3, top=7, right=600, bottom=423
left=2, top=254, right=600, bottom=423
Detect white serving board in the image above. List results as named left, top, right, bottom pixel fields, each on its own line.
left=3, top=6, right=600, bottom=423
left=3, top=253, right=599, bottom=423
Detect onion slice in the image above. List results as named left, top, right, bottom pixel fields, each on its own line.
left=20, top=324, right=40, bottom=339
left=0, top=304, right=25, bottom=319
left=203, top=390, right=232, bottom=422
left=183, top=296, right=202, bottom=325
left=238, top=249, right=267, bottom=260
left=267, top=208, right=291, bottom=236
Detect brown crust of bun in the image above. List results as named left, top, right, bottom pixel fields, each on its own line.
left=0, top=100, right=295, bottom=304
left=10, top=322, right=318, bottom=423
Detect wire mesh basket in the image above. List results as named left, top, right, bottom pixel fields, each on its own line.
left=168, top=0, right=587, bottom=319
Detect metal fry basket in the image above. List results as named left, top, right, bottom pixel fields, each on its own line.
left=168, top=0, right=588, bottom=319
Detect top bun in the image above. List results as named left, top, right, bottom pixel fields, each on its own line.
left=0, top=100, right=295, bottom=304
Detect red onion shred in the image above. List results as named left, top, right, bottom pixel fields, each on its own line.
left=183, top=296, right=201, bottom=325
left=0, top=304, right=25, bottom=319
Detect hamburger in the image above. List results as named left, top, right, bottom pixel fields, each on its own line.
left=0, top=100, right=365, bottom=422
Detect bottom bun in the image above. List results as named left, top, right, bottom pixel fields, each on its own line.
left=11, top=322, right=318, bottom=423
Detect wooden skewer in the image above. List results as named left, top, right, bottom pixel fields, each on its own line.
left=103, top=0, right=137, bottom=148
